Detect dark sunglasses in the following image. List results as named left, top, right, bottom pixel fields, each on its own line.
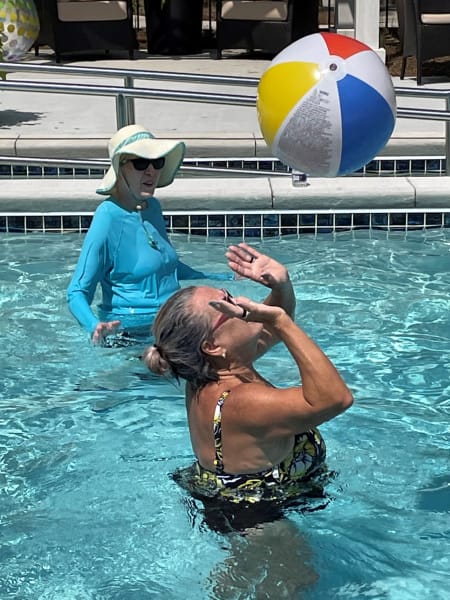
left=211, top=289, right=236, bottom=333
left=128, top=156, right=166, bottom=171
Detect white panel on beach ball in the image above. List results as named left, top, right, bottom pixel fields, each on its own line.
left=257, top=32, right=397, bottom=177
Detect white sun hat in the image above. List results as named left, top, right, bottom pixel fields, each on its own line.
left=96, top=124, right=186, bottom=195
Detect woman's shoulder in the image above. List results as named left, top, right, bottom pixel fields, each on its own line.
left=203, top=381, right=274, bottom=414
left=83, top=201, right=127, bottom=245
left=91, top=199, right=129, bottom=227
left=220, top=382, right=297, bottom=428
left=94, top=198, right=121, bottom=216
left=226, top=381, right=275, bottom=403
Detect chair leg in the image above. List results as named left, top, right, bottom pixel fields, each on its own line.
left=400, top=57, right=407, bottom=80
left=417, top=58, right=422, bottom=86
left=416, top=40, right=423, bottom=86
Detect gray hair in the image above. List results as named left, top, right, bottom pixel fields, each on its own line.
left=143, top=286, right=219, bottom=390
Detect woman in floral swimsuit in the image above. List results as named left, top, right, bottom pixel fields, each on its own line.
left=143, top=242, right=353, bottom=505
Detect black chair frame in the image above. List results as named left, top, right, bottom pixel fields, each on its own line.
left=413, top=0, right=450, bottom=85
left=215, top=0, right=319, bottom=59
left=34, top=0, right=137, bottom=62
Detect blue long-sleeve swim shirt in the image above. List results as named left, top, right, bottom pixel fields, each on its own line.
left=67, top=197, right=228, bottom=335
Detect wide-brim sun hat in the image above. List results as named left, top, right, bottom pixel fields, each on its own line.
left=96, top=124, right=186, bottom=195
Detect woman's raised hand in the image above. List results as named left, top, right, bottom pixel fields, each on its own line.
left=209, top=294, right=284, bottom=327
left=226, top=242, right=289, bottom=288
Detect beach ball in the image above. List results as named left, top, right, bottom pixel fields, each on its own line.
left=0, top=0, right=40, bottom=61
left=257, top=32, right=396, bottom=177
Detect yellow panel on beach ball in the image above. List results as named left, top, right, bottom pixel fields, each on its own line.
left=257, top=61, right=320, bottom=146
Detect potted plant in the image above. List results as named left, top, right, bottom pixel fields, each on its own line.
left=144, top=0, right=204, bottom=55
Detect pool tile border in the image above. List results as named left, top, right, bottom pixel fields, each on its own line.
left=2, top=210, right=450, bottom=236
left=1, top=174, right=449, bottom=235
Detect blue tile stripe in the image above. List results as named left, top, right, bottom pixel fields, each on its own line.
left=1, top=211, right=450, bottom=235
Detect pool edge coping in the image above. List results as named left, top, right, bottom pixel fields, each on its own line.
left=1, top=176, right=449, bottom=212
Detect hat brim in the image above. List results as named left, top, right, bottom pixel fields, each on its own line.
left=96, top=138, right=185, bottom=195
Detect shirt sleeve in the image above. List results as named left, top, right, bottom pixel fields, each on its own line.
left=66, top=208, right=110, bottom=334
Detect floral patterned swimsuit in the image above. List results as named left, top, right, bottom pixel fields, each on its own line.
left=193, top=391, right=327, bottom=503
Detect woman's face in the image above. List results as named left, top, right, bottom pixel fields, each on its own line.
left=193, top=287, right=262, bottom=359
left=118, top=154, right=165, bottom=200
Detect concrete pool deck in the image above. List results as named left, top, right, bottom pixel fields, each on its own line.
left=1, top=49, right=450, bottom=212
left=2, top=175, right=450, bottom=213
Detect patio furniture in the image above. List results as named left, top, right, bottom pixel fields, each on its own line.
left=215, top=0, right=319, bottom=59
left=144, top=0, right=204, bottom=55
left=33, top=0, right=137, bottom=62
left=396, top=0, right=450, bottom=85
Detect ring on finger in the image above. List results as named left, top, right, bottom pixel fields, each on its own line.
left=240, top=307, right=249, bottom=320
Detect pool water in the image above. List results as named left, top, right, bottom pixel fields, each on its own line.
left=1, top=231, right=449, bottom=600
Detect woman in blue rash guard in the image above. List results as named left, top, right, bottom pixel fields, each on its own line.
left=67, top=124, right=229, bottom=346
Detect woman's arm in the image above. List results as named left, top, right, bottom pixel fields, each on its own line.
left=67, top=249, right=102, bottom=335
left=240, top=300, right=353, bottom=433
left=209, top=296, right=353, bottom=433
left=226, top=242, right=295, bottom=317
left=268, top=310, right=353, bottom=430
left=66, top=209, right=116, bottom=339
left=226, top=242, right=296, bottom=356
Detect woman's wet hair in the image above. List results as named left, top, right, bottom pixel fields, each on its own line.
left=143, top=286, right=219, bottom=389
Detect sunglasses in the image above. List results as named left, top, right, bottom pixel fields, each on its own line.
left=211, top=289, right=236, bottom=333
left=126, top=156, right=166, bottom=171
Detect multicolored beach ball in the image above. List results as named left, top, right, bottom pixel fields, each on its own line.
left=257, top=32, right=397, bottom=177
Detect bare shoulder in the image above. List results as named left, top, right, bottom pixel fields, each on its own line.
left=223, top=382, right=303, bottom=433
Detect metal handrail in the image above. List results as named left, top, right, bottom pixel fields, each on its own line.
left=1, top=61, right=450, bottom=174
left=0, top=62, right=259, bottom=86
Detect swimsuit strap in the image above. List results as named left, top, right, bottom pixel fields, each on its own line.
left=213, top=390, right=230, bottom=475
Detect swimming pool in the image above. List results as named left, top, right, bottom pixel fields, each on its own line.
left=1, top=231, right=449, bottom=599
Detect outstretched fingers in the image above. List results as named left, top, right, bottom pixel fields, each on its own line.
left=226, top=243, right=272, bottom=284
left=226, top=242, right=259, bottom=264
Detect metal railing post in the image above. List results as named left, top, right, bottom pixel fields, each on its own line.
left=124, top=75, right=135, bottom=125
left=116, top=94, right=127, bottom=129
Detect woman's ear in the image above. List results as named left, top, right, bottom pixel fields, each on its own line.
left=201, top=339, right=223, bottom=358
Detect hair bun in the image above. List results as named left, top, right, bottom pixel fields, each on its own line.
left=143, top=345, right=170, bottom=376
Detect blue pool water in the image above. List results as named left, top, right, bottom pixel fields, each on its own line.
left=1, top=230, right=449, bottom=599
